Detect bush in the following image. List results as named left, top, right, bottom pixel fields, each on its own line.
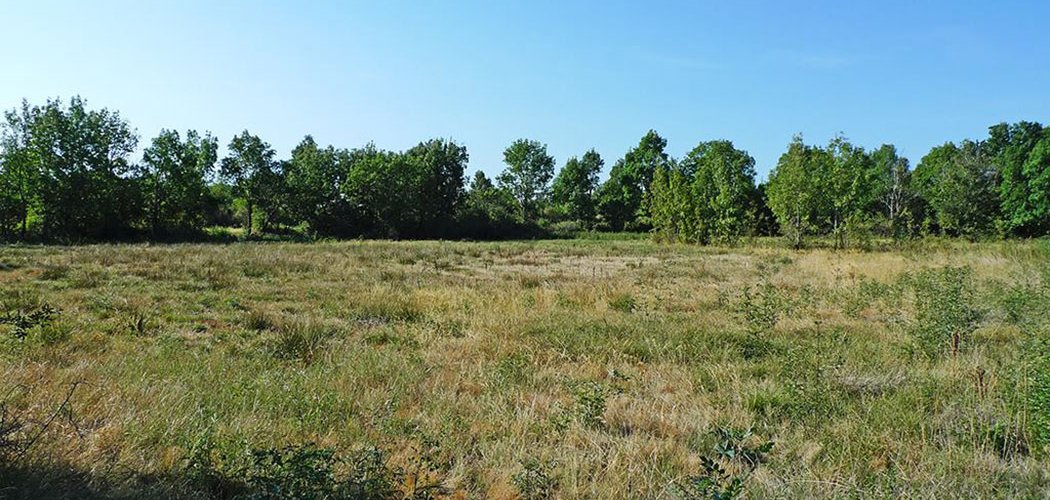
left=512, top=458, right=558, bottom=500
left=907, top=266, right=982, bottom=357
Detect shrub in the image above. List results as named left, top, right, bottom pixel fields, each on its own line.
left=1, top=302, right=59, bottom=341
left=512, top=458, right=558, bottom=500
left=734, top=282, right=785, bottom=335
left=907, top=266, right=982, bottom=357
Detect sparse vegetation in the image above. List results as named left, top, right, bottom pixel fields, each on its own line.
left=1, top=237, right=1049, bottom=497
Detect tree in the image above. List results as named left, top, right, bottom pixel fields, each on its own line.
left=648, top=164, right=694, bottom=242
left=824, top=136, right=877, bottom=248
left=29, top=97, right=138, bottom=240
left=1023, top=133, right=1050, bottom=231
left=139, top=129, right=217, bottom=237
left=220, top=131, right=278, bottom=236
left=987, top=121, right=1046, bottom=236
left=914, top=141, right=999, bottom=238
left=404, top=138, right=468, bottom=236
left=551, top=149, right=602, bottom=226
left=284, top=136, right=353, bottom=236
left=342, top=145, right=416, bottom=237
left=869, top=144, right=914, bottom=238
left=498, top=139, right=555, bottom=222
left=681, top=140, right=757, bottom=244
left=598, top=130, right=670, bottom=230
left=460, top=171, right=522, bottom=239
left=766, top=135, right=829, bottom=248
left=0, top=101, right=40, bottom=240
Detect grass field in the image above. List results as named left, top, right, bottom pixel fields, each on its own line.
left=1, top=238, right=1049, bottom=498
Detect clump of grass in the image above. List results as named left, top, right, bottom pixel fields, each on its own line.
left=268, top=318, right=343, bottom=364
left=608, top=292, right=636, bottom=313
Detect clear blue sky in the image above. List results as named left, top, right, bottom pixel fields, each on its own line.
left=4, top=1, right=1049, bottom=180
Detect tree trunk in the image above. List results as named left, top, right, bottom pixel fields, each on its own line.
left=20, top=206, right=28, bottom=241
left=246, top=200, right=254, bottom=236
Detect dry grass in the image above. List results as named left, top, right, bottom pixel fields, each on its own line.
left=0, top=237, right=1049, bottom=498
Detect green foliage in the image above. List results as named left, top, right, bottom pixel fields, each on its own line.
left=598, top=130, right=670, bottom=231
left=221, top=131, right=280, bottom=236
left=498, top=139, right=556, bottom=223
left=189, top=442, right=407, bottom=499
left=571, top=380, right=608, bottom=428
left=140, top=129, right=218, bottom=238
left=734, top=282, right=786, bottom=335
left=550, top=149, right=602, bottom=227
left=907, top=266, right=982, bottom=357
left=608, top=292, right=637, bottom=313
left=1, top=301, right=58, bottom=341
left=672, top=456, right=746, bottom=500
left=913, top=141, right=1000, bottom=239
left=512, top=458, right=558, bottom=500
left=283, top=136, right=355, bottom=236
left=988, top=122, right=1047, bottom=237
left=1017, top=333, right=1050, bottom=456
left=710, top=427, right=774, bottom=467
left=766, top=135, right=829, bottom=248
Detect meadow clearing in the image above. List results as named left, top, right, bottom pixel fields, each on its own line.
left=1, top=237, right=1049, bottom=498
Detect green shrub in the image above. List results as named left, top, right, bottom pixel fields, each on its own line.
left=1, top=302, right=59, bottom=341
left=512, top=458, right=557, bottom=500
left=907, top=266, right=982, bottom=357
left=734, top=282, right=785, bottom=335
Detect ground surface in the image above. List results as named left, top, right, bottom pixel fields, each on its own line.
left=1, top=238, right=1049, bottom=498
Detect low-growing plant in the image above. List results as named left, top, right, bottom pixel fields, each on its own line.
left=907, top=266, right=982, bottom=357
left=268, top=319, right=342, bottom=364
left=671, top=456, right=746, bottom=500
left=512, top=458, right=558, bottom=500
left=734, top=282, right=785, bottom=335
left=608, top=292, right=637, bottom=313
left=1, top=302, right=59, bottom=341
left=711, top=426, right=774, bottom=467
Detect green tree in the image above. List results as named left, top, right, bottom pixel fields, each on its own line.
left=139, top=129, right=217, bottom=237
left=551, top=149, right=602, bottom=226
left=0, top=101, right=40, bottom=240
left=766, top=135, right=830, bottom=248
left=460, top=171, right=522, bottom=239
left=648, top=164, right=694, bottom=242
left=284, top=136, right=353, bottom=236
left=343, top=145, right=416, bottom=237
left=869, top=144, right=914, bottom=238
left=824, top=136, right=877, bottom=248
left=220, top=131, right=278, bottom=236
left=914, top=141, right=999, bottom=238
left=597, top=130, right=670, bottom=230
left=987, top=122, right=1046, bottom=236
left=498, top=139, right=555, bottom=222
left=29, top=97, right=138, bottom=240
left=681, top=140, right=757, bottom=244
left=404, top=138, right=468, bottom=236
left=1024, top=134, right=1050, bottom=230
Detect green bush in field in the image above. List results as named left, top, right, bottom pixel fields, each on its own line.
left=907, top=266, right=982, bottom=357
left=188, top=442, right=410, bottom=499
left=1020, top=333, right=1050, bottom=456
left=512, top=458, right=558, bottom=500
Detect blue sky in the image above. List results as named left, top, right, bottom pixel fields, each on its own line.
left=4, top=1, right=1049, bottom=180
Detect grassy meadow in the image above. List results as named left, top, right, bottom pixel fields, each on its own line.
left=1, top=237, right=1049, bottom=498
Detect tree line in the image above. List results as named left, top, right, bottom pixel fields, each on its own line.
left=1, top=97, right=1048, bottom=245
